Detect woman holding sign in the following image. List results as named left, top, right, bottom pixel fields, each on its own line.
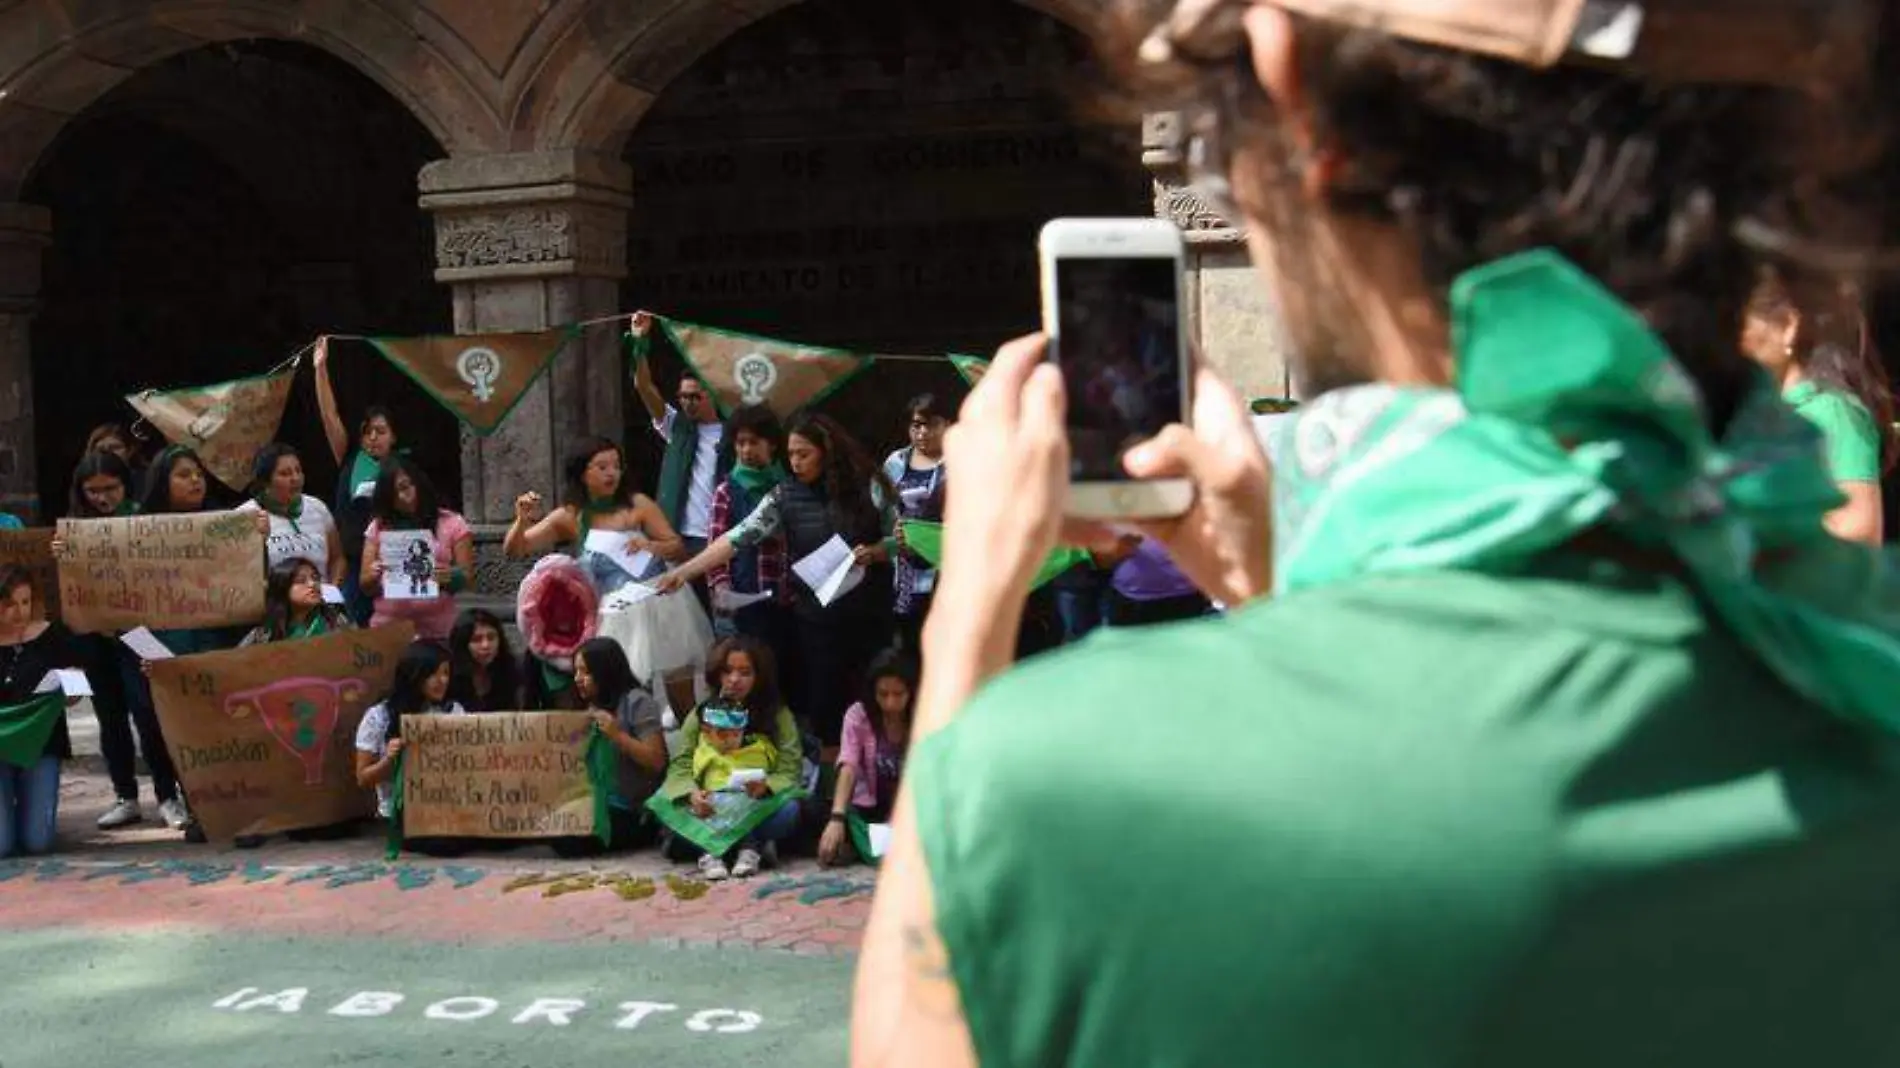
left=503, top=437, right=683, bottom=593
left=550, top=638, right=667, bottom=857
left=236, top=443, right=347, bottom=585
left=657, top=414, right=897, bottom=744
left=360, top=459, right=473, bottom=642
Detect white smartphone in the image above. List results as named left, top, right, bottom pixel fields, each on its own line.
left=1038, top=217, right=1194, bottom=520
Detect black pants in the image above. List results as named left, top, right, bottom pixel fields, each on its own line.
left=894, top=592, right=933, bottom=655
left=549, top=807, right=659, bottom=858
left=103, top=641, right=181, bottom=804
left=788, top=609, right=891, bottom=746
left=1107, top=590, right=1212, bottom=629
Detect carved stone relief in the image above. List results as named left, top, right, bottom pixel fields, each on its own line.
left=436, top=209, right=572, bottom=270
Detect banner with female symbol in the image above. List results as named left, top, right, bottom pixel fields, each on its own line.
left=366, top=328, right=578, bottom=435
left=148, top=623, right=414, bottom=840
left=645, top=317, right=874, bottom=419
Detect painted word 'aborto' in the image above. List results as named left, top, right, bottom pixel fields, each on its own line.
left=211, top=988, right=765, bottom=1033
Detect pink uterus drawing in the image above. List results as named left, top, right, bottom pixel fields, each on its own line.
left=225, top=677, right=369, bottom=785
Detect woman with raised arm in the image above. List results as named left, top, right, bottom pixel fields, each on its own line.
left=314, top=338, right=399, bottom=623
left=502, top=437, right=684, bottom=593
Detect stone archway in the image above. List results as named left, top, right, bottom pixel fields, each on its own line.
left=20, top=40, right=458, bottom=520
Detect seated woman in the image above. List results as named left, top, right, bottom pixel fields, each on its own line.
left=819, top=649, right=915, bottom=868
left=355, top=642, right=469, bottom=856
left=446, top=608, right=530, bottom=713
left=240, top=558, right=356, bottom=647
left=361, top=458, right=473, bottom=642
left=0, top=565, right=78, bottom=860
left=552, top=638, right=668, bottom=857
left=650, top=636, right=805, bottom=880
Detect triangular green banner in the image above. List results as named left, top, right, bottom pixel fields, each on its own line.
left=367, top=328, right=577, bottom=436
left=902, top=520, right=1091, bottom=591
left=643, top=318, right=873, bottom=419
left=126, top=365, right=298, bottom=490
left=0, top=693, right=65, bottom=768
left=949, top=354, right=990, bottom=387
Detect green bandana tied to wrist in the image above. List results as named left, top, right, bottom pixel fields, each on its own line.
left=1264, top=249, right=1900, bottom=733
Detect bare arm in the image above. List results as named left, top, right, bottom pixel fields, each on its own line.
left=354, top=743, right=399, bottom=788
left=325, top=524, right=348, bottom=585
left=664, top=536, right=738, bottom=587
left=503, top=496, right=576, bottom=557
left=314, top=339, right=349, bottom=465
left=633, top=495, right=685, bottom=562
left=359, top=531, right=382, bottom=595
left=449, top=532, right=475, bottom=587
left=1826, top=481, right=1884, bottom=545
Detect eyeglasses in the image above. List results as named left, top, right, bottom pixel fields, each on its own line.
left=679, top=392, right=706, bottom=405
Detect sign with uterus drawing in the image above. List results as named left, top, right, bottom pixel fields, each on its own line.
left=148, top=623, right=415, bottom=840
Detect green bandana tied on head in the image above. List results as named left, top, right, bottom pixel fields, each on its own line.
left=1265, top=249, right=1900, bottom=732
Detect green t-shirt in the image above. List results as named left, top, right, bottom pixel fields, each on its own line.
left=1785, top=381, right=1880, bottom=482
left=913, top=557, right=1900, bottom=1068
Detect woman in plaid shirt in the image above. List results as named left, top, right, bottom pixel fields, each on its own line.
left=703, top=404, right=792, bottom=660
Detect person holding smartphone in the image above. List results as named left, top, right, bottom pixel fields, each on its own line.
left=853, top=3, right=1900, bottom=1067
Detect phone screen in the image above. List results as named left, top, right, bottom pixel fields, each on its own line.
left=1054, top=256, right=1184, bottom=482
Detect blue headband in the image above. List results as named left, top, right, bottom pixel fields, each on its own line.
left=703, top=705, right=749, bottom=731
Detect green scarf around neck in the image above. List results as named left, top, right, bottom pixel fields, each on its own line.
left=1265, top=249, right=1900, bottom=733
left=730, top=461, right=788, bottom=497
left=577, top=496, right=621, bottom=541
left=256, top=493, right=303, bottom=534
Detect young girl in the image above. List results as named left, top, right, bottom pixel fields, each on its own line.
left=239, top=559, right=356, bottom=646
left=654, top=636, right=805, bottom=880
left=552, top=637, right=667, bottom=856
left=361, top=457, right=473, bottom=641
left=446, top=609, right=529, bottom=713
left=819, top=649, right=915, bottom=867
left=354, top=642, right=464, bottom=822
left=0, top=565, right=78, bottom=858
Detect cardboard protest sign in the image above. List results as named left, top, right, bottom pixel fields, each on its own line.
left=55, top=511, right=265, bottom=634
left=126, top=364, right=297, bottom=490
left=147, top=623, right=414, bottom=840
left=395, top=712, right=611, bottom=843
left=0, top=528, right=59, bottom=620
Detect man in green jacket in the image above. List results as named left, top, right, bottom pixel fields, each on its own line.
left=853, top=2, right=1900, bottom=1066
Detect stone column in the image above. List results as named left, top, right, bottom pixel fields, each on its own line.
left=1142, top=113, right=1293, bottom=402
left=0, top=204, right=50, bottom=521
left=418, top=149, right=631, bottom=600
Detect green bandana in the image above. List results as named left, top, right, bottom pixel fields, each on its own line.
left=288, top=611, right=329, bottom=640
left=1267, top=249, right=1900, bottom=731
left=902, top=520, right=1090, bottom=592
left=730, top=461, right=787, bottom=498
left=256, top=493, right=303, bottom=534
left=577, top=496, right=620, bottom=542
left=0, top=693, right=64, bottom=768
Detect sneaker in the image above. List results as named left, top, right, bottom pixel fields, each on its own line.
left=96, top=799, right=142, bottom=830
left=696, top=853, right=730, bottom=882
left=731, top=847, right=763, bottom=879
left=158, top=798, right=191, bottom=830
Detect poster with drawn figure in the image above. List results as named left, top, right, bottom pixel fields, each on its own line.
left=379, top=530, right=438, bottom=600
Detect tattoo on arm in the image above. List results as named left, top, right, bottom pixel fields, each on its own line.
left=900, top=923, right=961, bottom=1020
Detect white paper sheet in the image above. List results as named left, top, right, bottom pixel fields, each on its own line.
left=793, top=535, right=864, bottom=608
left=321, top=584, right=347, bottom=606
left=379, top=529, right=439, bottom=600
left=711, top=587, right=774, bottom=614
left=584, top=529, right=655, bottom=582
left=352, top=479, right=378, bottom=500
left=867, top=822, right=893, bottom=860
left=35, top=668, right=92, bottom=697
left=120, top=627, right=173, bottom=661
left=721, top=767, right=767, bottom=793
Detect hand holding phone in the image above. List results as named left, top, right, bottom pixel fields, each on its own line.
left=1039, top=218, right=1194, bottom=520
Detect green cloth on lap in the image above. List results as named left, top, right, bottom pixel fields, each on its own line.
left=0, top=694, right=64, bottom=768
left=647, top=788, right=807, bottom=858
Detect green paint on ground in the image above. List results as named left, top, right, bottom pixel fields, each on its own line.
left=0, top=927, right=852, bottom=1067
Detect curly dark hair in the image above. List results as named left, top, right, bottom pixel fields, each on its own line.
left=785, top=412, right=894, bottom=543
left=561, top=437, right=637, bottom=512
left=1104, top=1, right=1897, bottom=430
left=722, top=403, right=786, bottom=464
